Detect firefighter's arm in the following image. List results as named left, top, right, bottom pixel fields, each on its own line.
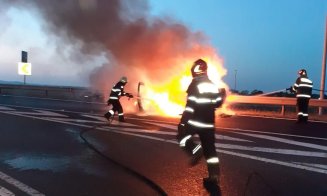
left=178, top=104, right=193, bottom=138
left=290, top=78, right=300, bottom=93
left=180, top=100, right=194, bottom=124
left=288, top=86, right=295, bottom=93
left=214, top=88, right=226, bottom=108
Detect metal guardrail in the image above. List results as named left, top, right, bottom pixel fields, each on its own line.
left=228, top=95, right=327, bottom=115
left=0, top=84, right=326, bottom=115
left=0, top=83, right=86, bottom=91
left=229, top=95, right=327, bottom=107
left=0, top=84, right=90, bottom=99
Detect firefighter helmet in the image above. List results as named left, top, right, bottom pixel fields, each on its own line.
left=298, top=69, right=307, bottom=76
left=120, top=76, right=128, bottom=83
left=191, top=59, right=207, bottom=77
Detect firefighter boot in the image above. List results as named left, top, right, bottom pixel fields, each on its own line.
left=119, top=115, right=126, bottom=122
left=104, top=112, right=111, bottom=121
left=203, top=163, right=221, bottom=195
left=203, top=177, right=221, bottom=196
left=296, top=115, right=303, bottom=123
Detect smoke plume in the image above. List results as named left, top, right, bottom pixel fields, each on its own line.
left=4, top=0, right=227, bottom=114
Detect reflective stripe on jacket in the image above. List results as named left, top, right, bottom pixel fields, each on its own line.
left=292, top=76, right=313, bottom=98
left=109, top=81, right=126, bottom=100
left=181, top=75, right=223, bottom=127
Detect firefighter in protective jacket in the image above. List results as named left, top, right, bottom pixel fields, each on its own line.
left=289, top=69, right=313, bottom=123
left=177, top=59, right=225, bottom=187
left=104, top=76, right=133, bottom=122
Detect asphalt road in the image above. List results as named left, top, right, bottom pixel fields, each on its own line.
left=0, top=95, right=327, bottom=196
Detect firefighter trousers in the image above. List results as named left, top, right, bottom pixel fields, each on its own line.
left=297, top=98, right=310, bottom=122
left=177, top=125, right=220, bottom=178
left=108, top=99, right=124, bottom=121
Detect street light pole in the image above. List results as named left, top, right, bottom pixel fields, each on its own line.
left=234, top=69, right=238, bottom=91
left=319, top=16, right=327, bottom=115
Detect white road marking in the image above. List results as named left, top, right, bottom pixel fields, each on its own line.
left=216, top=135, right=253, bottom=142
left=234, top=132, right=327, bottom=151
left=101, top=128, right=176, bottom=143
left=217, top=126, right=327, bottom=142
left=216, top=149, right=327, bottom=174
left=81, top=114, right=108, bottom=122
left=0, top=106, right=15, bottom=111
left=0, top=171, right=44, bottom=196
left=10, top=110, right=67, bottom=117
left=143, top=121, right=253, bottom=142
left=141, top=121, right=177, bottom=130
left=104, top=127, right=175, bottom=135
left=1, top=110, right=327, bottom=176
left=98, top=127, right=327, bottom=174
left=237, top=114, right=327, bottom=124
left=0, top=186, right=15, bottom=196
left=216, top=143, right=327, bottom=158
left=129, top=116, right=327, bottom=141
left=81, top=114, right=141, bottom=127
left=108, top=120, right=141, bottom=127
left=294, top=163, right=327, bottom=170
left=49, top=117, right=107, bottom=124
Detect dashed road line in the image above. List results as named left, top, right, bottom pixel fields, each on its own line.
left=0, top=171, right=44, bottom=196
left=0, top=186, right=14, bottom=196
left=216, top=149, right=327, bottom=174
left=234, top=132, right=327, bottom=151
left=0, top=109, right=327, bottom=176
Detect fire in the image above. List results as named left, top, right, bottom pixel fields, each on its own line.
left=138, top=56, right=229, bottom=117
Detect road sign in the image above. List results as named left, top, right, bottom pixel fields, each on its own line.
left=18, top=62, right=32, bottom=75
left=22, top=51, right=28, bottom=63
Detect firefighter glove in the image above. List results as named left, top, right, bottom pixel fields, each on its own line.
left=126, top=93, right=133, bottom=98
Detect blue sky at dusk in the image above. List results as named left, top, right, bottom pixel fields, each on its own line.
left=149, top=0, right=327, bottom=92
left=0, top=0, right=326, bottom=93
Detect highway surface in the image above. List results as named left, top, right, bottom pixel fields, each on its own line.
left=0, top=94, right=327, bottom=196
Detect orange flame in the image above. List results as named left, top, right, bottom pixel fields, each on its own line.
left=138, top=55, right=230, bottom=117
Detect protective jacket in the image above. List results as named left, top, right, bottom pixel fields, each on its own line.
left=291, top=76, right=313, bottom=98
left=109, top=81, right=128, bottom=100
left=181, top=75, right=223, bottom=128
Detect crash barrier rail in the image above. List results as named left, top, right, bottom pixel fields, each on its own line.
left=0, top=84, right=91, bottom=100
left=1, top=84, right=326, bottom=115
left=229, top=95, right=327, bottom=115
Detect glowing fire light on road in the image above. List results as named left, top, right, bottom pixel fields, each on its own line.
left=138, top=56, right=229, bottom=117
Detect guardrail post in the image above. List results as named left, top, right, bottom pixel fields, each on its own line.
left=319, top=106, right=323, bottom=115
left=281, top=105, right=285, bottom=116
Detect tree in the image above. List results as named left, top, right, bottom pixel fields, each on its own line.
left=250, top=89, right=263, bottom=95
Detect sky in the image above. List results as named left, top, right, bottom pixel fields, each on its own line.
left=0, top=0, right=326, bottom=93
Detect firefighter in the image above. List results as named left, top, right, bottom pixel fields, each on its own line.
left=104, top=76, right=133, bottom=122
left=289, top=69, right=313, bottom=123
left=177, top=59, right=225, bottom=190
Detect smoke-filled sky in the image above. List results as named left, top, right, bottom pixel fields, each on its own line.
left=0, top=0, right=326, bottom=93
